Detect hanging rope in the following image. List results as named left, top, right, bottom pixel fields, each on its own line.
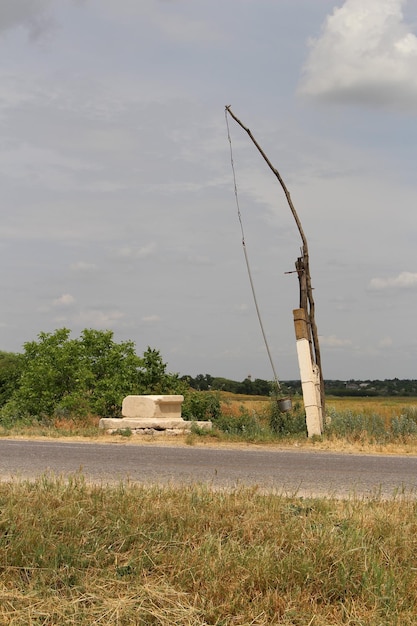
left=225, top=107, right=282, bottom=395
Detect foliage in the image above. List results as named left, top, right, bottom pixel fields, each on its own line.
left=325, top=378, right=417, bottom=397
left=6, top=328, right=142, bottom=418
left=325, top=405, right=417, bottom=443
left=185, top=373, right=273, bottom=396
left=325, top=408, right=387, bottom=441
left=140, top=347, right=185, bottom=396
left=269, top=399, right=307, bottom=436
left=390, top=407, right=417, bottom=438
left=0, top=351, right=23, bottom=407
left=0, top=329, right=183, bottom=421
left=214, top=405, right=265, bottom=438
left=185, top=375, right=417, bottom=398
left=182, top=391, right=221, bottom=422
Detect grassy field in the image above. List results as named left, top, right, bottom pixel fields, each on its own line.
left=2, top=398, right=417, bottom=624
left=2, top=476, right=417, bottom=625
left=326, top=395, right=417, bottom=423
left=222, top=393, right=417, bottom=422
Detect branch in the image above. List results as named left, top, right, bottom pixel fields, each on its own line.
left=225, top=105, right=308, bottom=254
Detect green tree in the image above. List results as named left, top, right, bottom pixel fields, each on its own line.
left=140, top=347, right=185, bottom=395
left=2, top=328, right=181, bottom=420
left=78, top=329, right=143, bottom=416
left=0, top=351, right=23, bottom=407
left=16, top=328, right=84, bottom=417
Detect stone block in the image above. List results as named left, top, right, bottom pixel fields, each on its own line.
left=98, top=417, right=212, bottom=433
left=122, top=395, right=183, bottom=419
left=99, top=394, right=212, bottom=434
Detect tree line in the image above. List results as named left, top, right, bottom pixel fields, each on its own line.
left=183, top=375, right=417, bottom=397
left=182, top=374, right=273, bottom=396
left=1, top=328, right=417, bottom=424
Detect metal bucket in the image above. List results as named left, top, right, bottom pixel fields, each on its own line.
left=278, top=397, right=292, bottom=413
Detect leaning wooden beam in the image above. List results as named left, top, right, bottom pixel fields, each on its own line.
left=225, top=105, right=325, bottom=416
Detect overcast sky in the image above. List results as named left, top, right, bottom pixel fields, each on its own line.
left=1, top=0, right=417, bottom=381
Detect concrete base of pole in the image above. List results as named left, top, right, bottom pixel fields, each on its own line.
left=295, top=338, right=323, bottom=437
left=293, top=308, right=323, bottom=437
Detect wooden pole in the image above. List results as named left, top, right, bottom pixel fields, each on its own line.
left=225, top=105, right=325, bottom=416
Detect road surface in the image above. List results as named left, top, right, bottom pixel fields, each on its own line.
left=1, top=439, right=417, bottom=498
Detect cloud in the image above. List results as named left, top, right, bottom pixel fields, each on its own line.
left=53, top=293, right=75, bottom=307
left=99, top=1, right=221, bottom=46
left=142, top=315, right=161, bottom=323
left=114, top=243, right=157, bottom=260
left=299, top=0, right=417, bottom=110
left=152, top=12, right=221, bottom=45
left=0, top=0, right=85, bottom=40
left=72, top=309, right=125, bottom=328
left=378, top=336, right=393, bottom=348
left=320, top=335, right=352, bottom=348
left=0, top=143, right=99, bottom=191
left=369, top=271, right=417, bottom=290
left=70, top=261, right=98, bottom=272
left=0, top=0, right=54, bottom=39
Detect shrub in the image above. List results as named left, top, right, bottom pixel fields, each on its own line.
left=0, top=328, right=183, bottom=421
left=0, top=351, right=23, bottom=408
left=269, top=399, right=307, bottom=436
left=214, top=405, right=263, bottom=437
left=391, top=414, right=417, bottom=437
left=325, top=408, right=387, bottom=441
left=182, top=391, right=221, bottom=422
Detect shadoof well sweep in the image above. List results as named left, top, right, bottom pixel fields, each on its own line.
left=225, top=106, right=324, bottom=437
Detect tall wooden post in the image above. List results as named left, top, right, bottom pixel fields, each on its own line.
left=225, top=105, right=325, bottom=426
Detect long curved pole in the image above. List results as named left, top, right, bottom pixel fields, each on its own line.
left=225, top=105, right=325, bottom=413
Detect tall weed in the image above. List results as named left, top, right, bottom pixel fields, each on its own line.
left=269, top=399, right=307, bottom=436
left=326, top=405, right=417, bottom=444
left=326, top=408, right=387, bottom=441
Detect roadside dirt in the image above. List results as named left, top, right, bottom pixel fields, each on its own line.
left=2, top=432, right=417, bottom=456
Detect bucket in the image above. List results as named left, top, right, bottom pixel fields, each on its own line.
left=278, top=397, right=292, bottom=413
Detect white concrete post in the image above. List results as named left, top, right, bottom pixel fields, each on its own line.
left=293, top=309, right=323, bottom=437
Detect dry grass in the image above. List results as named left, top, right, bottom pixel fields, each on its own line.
left=1, top=476, right=417, bottom=624
left=219, top=397, right=268, bottom=419
left=326, top=395, right=417, bottom=424
left=2, top=395, right=417, bottom=455
left=222, top=394, right=417, bottom=423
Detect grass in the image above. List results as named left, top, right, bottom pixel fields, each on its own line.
left=0, top=413, right=106, bottom=440
left=2, top=399, right=417, bottom=623
left=2, top=395, right=417, bottom=454
left=1, top=475, right=417, bottom=624
left=326, top=395, right=417, bottom=424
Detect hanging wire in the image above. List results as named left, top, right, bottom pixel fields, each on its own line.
left=225, top=108, right=282, bottom=395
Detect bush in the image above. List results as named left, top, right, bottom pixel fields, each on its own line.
left=214, top=405, right=264, bottom=437
left=325, top=408, right=387, bottom=441
left=0, top=328, right=183, bottom=421
left=391, top=414, right=417, bottom=437
left=182, top=391, right=221, bottom=422
left=269, top=399, right=307, bottom=436
left=0, top=351, right=23, bottom=408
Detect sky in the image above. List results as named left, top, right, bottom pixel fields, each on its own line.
left=1, top=0, right=417, bottom=381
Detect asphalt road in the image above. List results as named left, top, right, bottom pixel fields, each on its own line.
left=1, top=439, right=417, bottom=498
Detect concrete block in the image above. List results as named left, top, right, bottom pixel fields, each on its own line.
left=98, top=417, right=212, bottom=433
left=122, top=395, right=183, bottom=419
